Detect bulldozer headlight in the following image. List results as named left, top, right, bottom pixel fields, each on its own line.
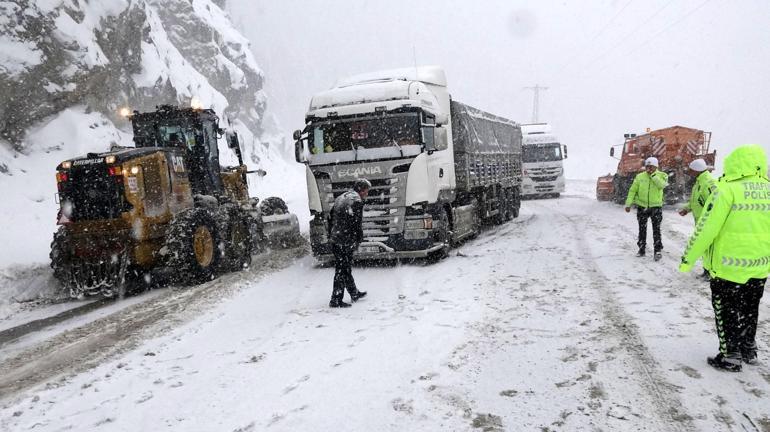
left=61, top=161, right=72, bottom=169
left=105, top=155, right=117, bottom=164
left=130, top=166, right=140, bottom=175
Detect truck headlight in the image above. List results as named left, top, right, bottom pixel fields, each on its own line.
left=405, top=217, right=433, bottom=230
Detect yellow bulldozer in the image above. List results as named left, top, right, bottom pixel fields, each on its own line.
left=51, top=105, right=300, bottom=297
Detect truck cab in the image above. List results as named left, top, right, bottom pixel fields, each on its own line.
left=294, top=67, right=455, bottom=260
left=294, top=66, right=522, bottom=262
left=520, top=123, right=566, bottom=198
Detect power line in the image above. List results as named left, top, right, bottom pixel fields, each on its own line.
left=580, top=0, right=676, bottom=69
left=556, top=0, right=635, bottom=74
left=591, top=0, right=713, bottom=72
left=623, top=0, right=712, bottom=57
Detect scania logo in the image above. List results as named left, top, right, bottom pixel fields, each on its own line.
left=336, top=166, right=382, bottom=178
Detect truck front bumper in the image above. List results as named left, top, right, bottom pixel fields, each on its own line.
left=521, top=178, right=565, bottom=196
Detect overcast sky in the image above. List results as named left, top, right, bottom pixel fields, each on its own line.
left=229, top=0, right=770, bottom=178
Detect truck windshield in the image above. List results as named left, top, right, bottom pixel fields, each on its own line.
left=523, top=143, right=562, bottom=163
left=309, top=113, right=420, bottom=154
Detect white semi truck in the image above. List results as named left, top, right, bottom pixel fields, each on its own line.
left=293, top=66, right=522, bottom=261
left=520, top=123, right=567, bottom=198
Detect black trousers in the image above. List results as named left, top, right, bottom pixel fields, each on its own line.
left=331, top=243, right=359, bottom=302
left=636, top=207, right=663, bottom=252
left=710, top=277, right=766, bottom=357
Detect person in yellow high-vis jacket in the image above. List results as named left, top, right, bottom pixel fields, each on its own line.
left=679, top=158, right=718, bottom=279
left=625, top=157, right=669, bottom=261
left=679, top=144, right=770, bottom=372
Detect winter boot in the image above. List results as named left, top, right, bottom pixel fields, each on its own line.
left=707, top=353, right=742, bottom=372
left=329, top=300, right=352, bottom=308
left=653, top=251, right=662, bottom=261
left=742, top=345, right=759, bottom=365
left=351, top=291, right=368, bottom=302
left=636, top=247, right=646, bottom=257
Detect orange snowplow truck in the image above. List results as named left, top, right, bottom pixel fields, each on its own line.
left=596, top=126, right=716, bottom=204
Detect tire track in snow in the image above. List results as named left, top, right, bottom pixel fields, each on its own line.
left=532, top=199, right=697, bottom=431
left=0, top=247, right=308, bottom=401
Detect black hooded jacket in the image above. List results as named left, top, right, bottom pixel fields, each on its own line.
left=329, top=190, right=365, bottom=247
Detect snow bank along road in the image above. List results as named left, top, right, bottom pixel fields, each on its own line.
left=1, top=182, right=769, bottom=431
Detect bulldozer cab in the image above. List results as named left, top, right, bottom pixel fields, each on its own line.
left=131, top=106, right=224, bottom=197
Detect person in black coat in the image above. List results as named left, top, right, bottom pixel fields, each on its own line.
left=328, top=178, right=371, bottom=308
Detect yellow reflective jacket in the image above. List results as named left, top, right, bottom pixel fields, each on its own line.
left=625, top=170, right=669, bottom=208
left=683, top=170, right=718, bottom=221
left=679, top=145, right=770, bottom=283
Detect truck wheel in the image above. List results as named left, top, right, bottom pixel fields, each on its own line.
left=165, top=208, right=222, bottom=284
left=259, top=196, right=289, bottom=216
left=429, top=208, right=450, bottom=261
left=512, top=187, right=521, bottom=218
left=503, top=188, right=514, bottom=222
left=469, top=199, right=481, bottom=239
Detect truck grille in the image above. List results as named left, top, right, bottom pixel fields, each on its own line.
left=528, top=167, right=561, bottom=182
left=323, top=175, right=406, bottom=238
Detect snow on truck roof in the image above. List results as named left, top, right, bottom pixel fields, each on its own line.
left=335, top=65, right=447, bottom=88
left=309, top=80, right=437, bottom=111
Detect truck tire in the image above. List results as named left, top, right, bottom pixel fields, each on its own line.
left=164, top=208, right=222, bottom=284
left=503, top=188, right=514, bottom=222
left=429, top=208, right=451, bottom=260
left=259, top=196, right=289, bottom=216
left=511, top=187, right=521, bottom=218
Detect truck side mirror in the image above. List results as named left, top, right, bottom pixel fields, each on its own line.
left=227, top=131, right=240, bottom=149
left=294, top=139, right=307, bottom=163
left=610, top=147, right=615, bottom=157
left=422, top=126, right=435, bottom=153
left=293, top=129, right=303, bottom=141
left=563, top=145, right=568, bottom=159
left=434, top=126, right=448, bottom=151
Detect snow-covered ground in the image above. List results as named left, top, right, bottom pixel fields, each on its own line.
left=1, top=180, right=768, bottom=431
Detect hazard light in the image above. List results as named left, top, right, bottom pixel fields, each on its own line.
left=56, top=172, right=68, bottom=182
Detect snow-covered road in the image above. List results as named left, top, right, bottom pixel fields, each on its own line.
left=1, top=181, right=769, bottom=432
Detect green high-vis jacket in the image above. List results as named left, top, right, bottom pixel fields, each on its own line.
left=683, top=170, right=718, bottom=221
left=625, top=170, right=669, bottom=208
left=679, top=145, right=770, bottom=284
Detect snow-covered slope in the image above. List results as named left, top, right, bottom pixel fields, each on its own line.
left=0, top=0, right=305, bottom=271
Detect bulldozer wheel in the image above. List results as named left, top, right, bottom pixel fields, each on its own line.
left=50, top=227, right=73, bottom=291
left=164, top=208, right=221, bottom=284
left=221, top=209, right=254, bottom=271
left=193, top=226, right=215, bottom=267
left=259, top=196, right=289, bottom=216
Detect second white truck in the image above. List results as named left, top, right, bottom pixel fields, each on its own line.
left=520, top=123, right=567, bottom=198
left=293, top=66, right=522, bottom=261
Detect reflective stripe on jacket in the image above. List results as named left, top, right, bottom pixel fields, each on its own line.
left=625, top=170, right=669, bottom=208
left=679, top=145, right=770, bottom=283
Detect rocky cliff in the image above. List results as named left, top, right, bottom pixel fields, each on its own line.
left=0, top=0, right=268, bottom=157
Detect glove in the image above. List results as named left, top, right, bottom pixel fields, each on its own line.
left=679, top=259, right=694, bottom=273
